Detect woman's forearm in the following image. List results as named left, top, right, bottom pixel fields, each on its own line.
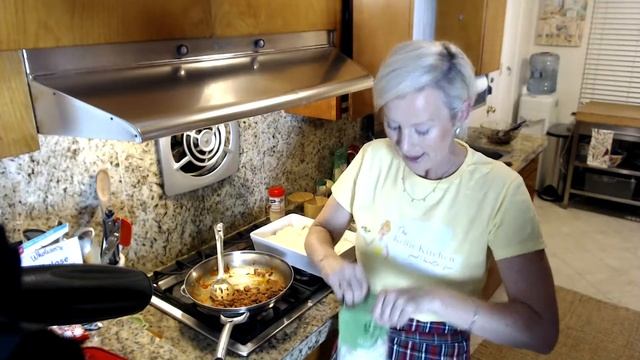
left=305, top=223, right=341, bottom=271
left=431, top=289, right=558, bottom=354
left=304, top=197, right=354, bottom=273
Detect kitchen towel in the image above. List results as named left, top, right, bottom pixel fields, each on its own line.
left=337, top=294, right=389, bottom=359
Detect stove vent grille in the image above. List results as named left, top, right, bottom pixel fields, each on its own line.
left=156, top=121, right=239, bottom=196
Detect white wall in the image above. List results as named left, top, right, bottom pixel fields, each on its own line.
left=525, top=0, right=594, bottom=124
left=468, top=0, right=595, bottom=128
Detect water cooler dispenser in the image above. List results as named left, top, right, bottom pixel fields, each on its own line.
left=518, top=89, right=558, bottom=137
left=517, top=52, right=567, bottom=200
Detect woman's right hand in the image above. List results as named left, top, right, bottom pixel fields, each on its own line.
left=304, top=197, right=367, bottom=306
left=318, top=254, right=368, bottom=306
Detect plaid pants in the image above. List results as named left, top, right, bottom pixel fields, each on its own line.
left=388, top=320, right=470, bottom=360
left=332, top=320, right=470, bottom=360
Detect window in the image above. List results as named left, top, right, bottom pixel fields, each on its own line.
left=580, top=0, right=640, bottom=105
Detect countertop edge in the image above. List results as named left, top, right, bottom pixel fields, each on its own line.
left=84, top=294, right=341, bottom=360
left=465, top=128, right=547, bottom=173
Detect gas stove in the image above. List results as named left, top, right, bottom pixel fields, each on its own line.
left=148, top=220, right=331, bottom=356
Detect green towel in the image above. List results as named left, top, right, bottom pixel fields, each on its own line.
left=337, top=294, right=388, bottom=359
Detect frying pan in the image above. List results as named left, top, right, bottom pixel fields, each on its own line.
left=182, top=250, right=293, bottom=360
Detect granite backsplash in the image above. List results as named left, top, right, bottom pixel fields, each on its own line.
left=0, top=111, right=360, bottom=272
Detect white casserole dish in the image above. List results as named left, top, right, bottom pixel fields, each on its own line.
left=250, top=214, right=356, bottom=277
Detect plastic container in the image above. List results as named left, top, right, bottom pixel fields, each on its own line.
left=527, top=52, right=560, bottom=94
left=584, top=173, right=636, bottom=200
left=83, top=347, right=127, bottom=360
left=250, top=214, right=356, bottom=276
left=268, top=185, right=286, bottom=222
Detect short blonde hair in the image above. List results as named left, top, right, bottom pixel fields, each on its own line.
left=374, top=41, right=476, bottom=120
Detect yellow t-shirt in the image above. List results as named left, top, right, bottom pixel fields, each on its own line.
left=331, top=138, right=544, bottom=321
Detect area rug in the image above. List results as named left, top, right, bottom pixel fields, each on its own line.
left=472, top=286, right=640, bottom=359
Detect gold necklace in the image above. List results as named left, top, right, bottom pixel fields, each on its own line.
left=400, top=145, right=466, bottom=202
left=400, top=166, right=442, bottom=202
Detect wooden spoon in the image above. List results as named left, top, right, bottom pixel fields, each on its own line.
left=210, top=222, right=235, bottom=301
left=96, top=169, right=111, bottom=215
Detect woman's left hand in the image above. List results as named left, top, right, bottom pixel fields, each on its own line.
left=373, top=287, right=443, bottom=328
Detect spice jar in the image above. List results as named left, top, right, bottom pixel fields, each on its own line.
left=268, top=185, right=286, bottom=221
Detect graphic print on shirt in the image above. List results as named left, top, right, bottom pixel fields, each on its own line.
left=360, top=220, right=392, bottom=258
left=360, top=218, right=458, bottom=275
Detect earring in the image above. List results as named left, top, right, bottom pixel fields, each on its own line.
left=455, top=127, right=461, bottom=135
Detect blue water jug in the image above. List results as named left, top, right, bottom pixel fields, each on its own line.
left=527, top=52, right=560, bottom=94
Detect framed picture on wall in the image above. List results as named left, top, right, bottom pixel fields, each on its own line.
left=535, top=0, right=589, bottom=46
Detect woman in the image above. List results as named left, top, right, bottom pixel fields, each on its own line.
left=304, top=41, right=558, bottom=359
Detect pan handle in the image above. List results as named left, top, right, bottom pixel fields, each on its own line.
left=180, top=285, right=189, bottom=298
left=215, top=312, right=249, bottom=360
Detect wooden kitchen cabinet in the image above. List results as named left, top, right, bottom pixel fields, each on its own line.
left=211, top=0, right=344, bottom=121
left=435, top=0, right=507, bottom=75
left=210, top=0, right=339, bottom=37
left=520, top=155, right=540, bottom=200
left=286, top=98, right=344, bottom=121
left=0, top=0, right=213, bottom=50
left=0, top=0, right=340, bottom=51
left=0, top=51, right=39, bottom=159
left=0, top=0, right=345, bottom=156
left=351, top=0, right=506, bottom=123
left=351, top=0, right=414, bottom=123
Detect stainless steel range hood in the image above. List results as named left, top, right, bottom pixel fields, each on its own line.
left=22, top=31, right=373, bottom=143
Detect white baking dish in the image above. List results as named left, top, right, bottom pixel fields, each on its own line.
left=250, top=213, right=356, bottom=277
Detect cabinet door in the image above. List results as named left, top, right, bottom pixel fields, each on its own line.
left=286, top=98, right=342, bottom=121
left=209, top=0, right=344, bottom=121
left=210, top=0, right=339, bottom=36
left=0, top=0, right=341, bottom=51
left=0, top=0, right=213, bottom=51
left=352, top=0, right=413, bottom=122
left=480, top=0, right=507, bottom=74
left=435, top=0, right=485, bottom=73
left=435, top=0, right=506, bottom=75
left=519, top=156, right=539, bottom=200
left=0, top=51, right=39, bottom=159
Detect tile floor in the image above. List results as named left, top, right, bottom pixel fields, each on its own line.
left=471, top=196, right=640, bottom=352
left=535, top=197, right=640, bottom=312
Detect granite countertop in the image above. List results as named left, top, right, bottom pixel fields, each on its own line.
left=465, top=127, right=547, bottom=172
left=85, top=294, right=340, bottom=359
